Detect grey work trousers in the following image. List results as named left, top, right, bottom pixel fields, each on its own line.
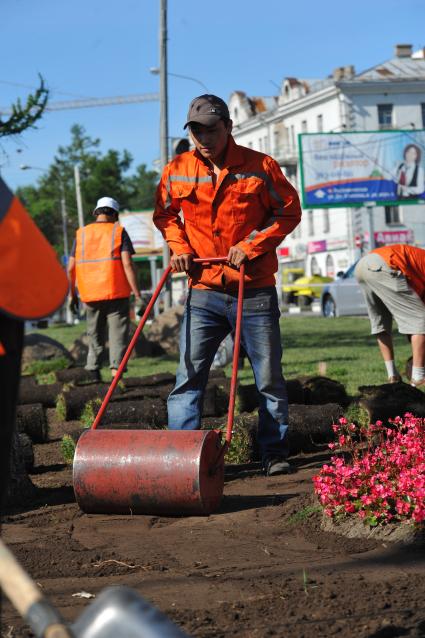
left=355, top=253, right=425, bottom=335
left=85, top=297, right=130, bottom=371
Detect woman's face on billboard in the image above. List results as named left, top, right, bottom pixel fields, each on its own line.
left=405, top=146, right=419, bottom=164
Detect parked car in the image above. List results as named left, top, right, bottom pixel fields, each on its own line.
left=321, top=263, right=368, bottom=317
left=283, top=271, right=333, bottom=307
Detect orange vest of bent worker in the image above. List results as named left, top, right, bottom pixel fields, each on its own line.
left=75, top=222, right=132, bottom=303
left=0, top=177, right=68, bottom=320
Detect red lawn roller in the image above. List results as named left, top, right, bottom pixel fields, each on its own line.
left=73, top=258, right=245, bottom=515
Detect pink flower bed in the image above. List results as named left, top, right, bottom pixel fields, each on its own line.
left=313, top=414, right=425, bottom=526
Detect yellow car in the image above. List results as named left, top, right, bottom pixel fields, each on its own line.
left=283, top=273, right=333, bottom=307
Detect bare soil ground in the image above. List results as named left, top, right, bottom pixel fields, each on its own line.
left=1, top=413, right=425, bottom=638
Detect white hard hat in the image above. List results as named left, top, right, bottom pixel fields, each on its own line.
left=94, top=196, right=120, bottom=213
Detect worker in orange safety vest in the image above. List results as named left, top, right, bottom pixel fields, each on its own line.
left=0, top=176, right=68, bottom=506
left=67, top=197, right=142, bottom=380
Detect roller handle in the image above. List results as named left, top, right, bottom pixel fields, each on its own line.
left=91, top=257, right=230, bottom=430
left=0, top=538, right=73, bottom=637
left=224, top=263, right=244, bottom=446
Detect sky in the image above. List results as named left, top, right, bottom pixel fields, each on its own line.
left=2, top=0, right=425, bottom=192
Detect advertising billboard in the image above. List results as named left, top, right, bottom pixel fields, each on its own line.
left=119, top=210, right=163, bottom=254
left=299, top=130, right=425, bottom=208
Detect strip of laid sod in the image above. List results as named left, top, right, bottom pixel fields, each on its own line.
left=30, top=315, right=412, bottom=397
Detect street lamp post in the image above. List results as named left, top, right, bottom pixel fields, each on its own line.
left=73, top=164, right=85, bottom=228
left=59, top=181, right=69, bottom=258
left=159, top=0, right=172, bottom=309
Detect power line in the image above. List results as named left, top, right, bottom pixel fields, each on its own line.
left=0, top=92, right=159, bottom=115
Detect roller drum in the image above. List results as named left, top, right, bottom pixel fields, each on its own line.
left=73, top=429, right=224, bottom=515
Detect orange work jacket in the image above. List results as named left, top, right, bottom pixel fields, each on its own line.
left=75, top=222, right=132, bottom=303
left=154, top=136, right=301, bottom=290
left=0, top=177, right=68, bottom=320
left=372, top=244, right=425, bottom=303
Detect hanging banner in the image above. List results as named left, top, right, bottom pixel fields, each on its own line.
left=299, top=130, right=425, bottom=208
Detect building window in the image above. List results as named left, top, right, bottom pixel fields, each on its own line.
left=290, top=125, right=295, bottom=149
left=258, top=138, right=263, bottom=151
left=264, top=136, right=269, bottom=153
left=301, top=120, right=308, bottom=133
left=385, top=205, right=401, bottom=225
left=326, top=254, right=335, bottom=278
left=317, top=114, right=323, bottom=132
left=422, top=103, right=425, bottom=128
left=233, top=107, right=238, bottom=120
left=274, top=130, right=280, bottom=156
left=308, top=210, right=314, bottom=236
left=378, top=104, right=393, bottom=130
left=310, top=256, right=320, bottom=275
left=248, top=141, right=253, bottom=149
left=323, top=208, right=330, bottom=234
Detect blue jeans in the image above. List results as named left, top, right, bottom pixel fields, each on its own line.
left=168, top=287, right=289, bottom=463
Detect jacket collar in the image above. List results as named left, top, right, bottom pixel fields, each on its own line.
left=223, top=135, right=245, bottom=168
left=193, top=135, right=245, bottom=170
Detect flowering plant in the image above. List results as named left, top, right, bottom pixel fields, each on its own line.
left=313, top=414, right=425, bottom=526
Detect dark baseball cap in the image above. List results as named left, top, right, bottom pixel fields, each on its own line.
left=184, top=94, right=230, bottom=129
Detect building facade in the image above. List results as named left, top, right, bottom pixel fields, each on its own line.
left=230, top=44, right=425, bottom=277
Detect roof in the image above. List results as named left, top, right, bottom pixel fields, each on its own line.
left=355, top=56, right=425, bottom=81
left=251, top=96, right=276, bottom=112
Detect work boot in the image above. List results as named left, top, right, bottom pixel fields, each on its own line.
left=264, top=457, right=291, bottom=477
left=388, top=375, right=402, bottom=383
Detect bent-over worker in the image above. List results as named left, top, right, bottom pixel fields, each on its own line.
left=355, top=244, right=425, bottom=386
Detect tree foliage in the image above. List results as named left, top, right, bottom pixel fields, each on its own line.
left=0, top=75, right=48, bottom=138
left=17, top=125, right=159, bottom=255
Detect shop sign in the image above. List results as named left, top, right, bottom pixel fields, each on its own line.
left=307, top=240, right=327, bottom=254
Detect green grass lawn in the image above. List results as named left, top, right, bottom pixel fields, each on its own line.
left=30, top=315, right=412, bottom=396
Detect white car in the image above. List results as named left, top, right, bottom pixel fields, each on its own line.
left=321, top=263, right=368, bottom=317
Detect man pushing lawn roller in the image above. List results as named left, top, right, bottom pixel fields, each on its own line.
left=153, top=94, right=302, bottom=476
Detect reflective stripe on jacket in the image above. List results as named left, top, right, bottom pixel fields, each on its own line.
left=372, top=244, right=425, bottom=303
left=75, top=222, right=132, bottom=303
left=0, top=177, right=68, bottom=320
left=154, top=136, right=301, bottom=290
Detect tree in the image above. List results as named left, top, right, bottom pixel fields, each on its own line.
left=126, top=163, right=158, bottom=210
left=18, top=125, right=158, bottom=255
left=0, top=75, right=48, bottom=138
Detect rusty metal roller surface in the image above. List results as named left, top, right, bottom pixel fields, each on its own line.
left=73, top=428, right=225, bottom=515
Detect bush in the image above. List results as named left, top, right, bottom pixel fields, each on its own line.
left=313, top=414, right=425, bottom=526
